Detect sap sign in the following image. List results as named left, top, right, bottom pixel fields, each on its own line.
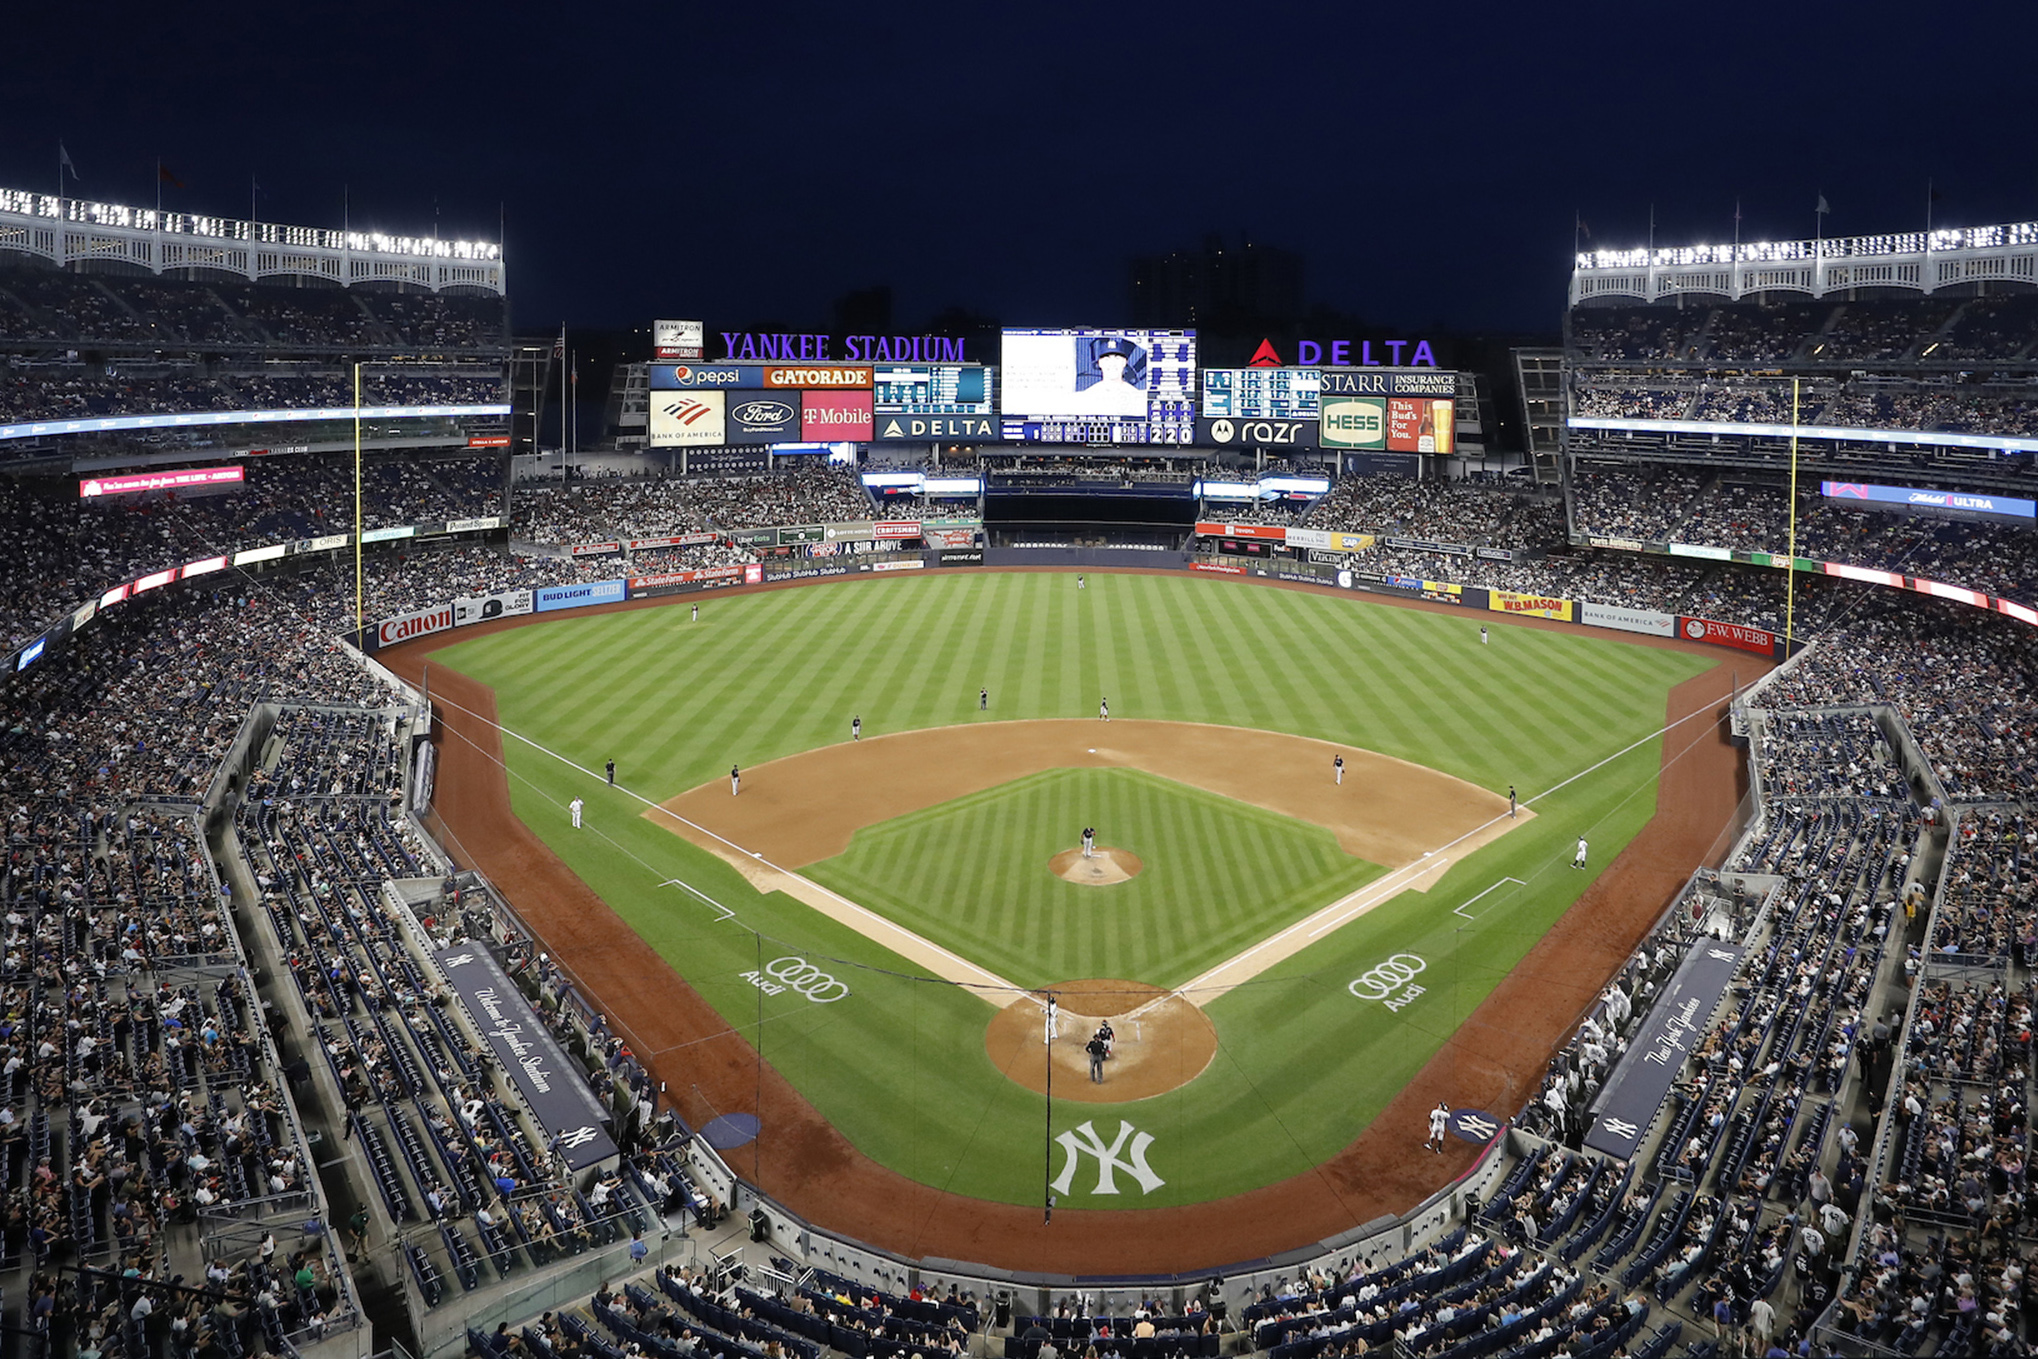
left=1320, top=398, right=1386, bottom=449
left=535, top=580, right=626, bottom=613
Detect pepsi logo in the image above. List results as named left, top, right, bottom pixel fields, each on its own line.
left=670, top=366, right=691, bottom=382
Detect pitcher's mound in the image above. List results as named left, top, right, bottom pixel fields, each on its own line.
left=1050, top=847, right=1142, bottom=885
left=987, top=979, right=1217, bottom=1102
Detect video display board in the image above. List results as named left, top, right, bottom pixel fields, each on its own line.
left=999, top=328, right=1196, bottom=444
left=1201, top=367, right=1321, bottom=420
left=874, top=364, right=993, bottom=416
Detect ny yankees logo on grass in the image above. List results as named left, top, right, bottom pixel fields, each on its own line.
left=1050, top=1120, right=1165, bottom=1197
left=1349, top=953, right=1427, bottom=1011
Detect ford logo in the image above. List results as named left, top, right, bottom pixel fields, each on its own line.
left=734, top=400, right=794, bottom=424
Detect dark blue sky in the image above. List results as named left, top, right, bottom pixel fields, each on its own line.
left=6, top=0, right=2034, bottom=336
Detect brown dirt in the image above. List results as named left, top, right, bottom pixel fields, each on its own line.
left=983, top=979, right=1218, bottom=1102
left=652, top=719, right=1505, bottom=869
left=382, top=565, right=1759, bottom=1275
left=1049, top=847, right=1142, bottom=886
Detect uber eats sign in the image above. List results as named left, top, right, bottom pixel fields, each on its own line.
left=1321, top=397, right=1386, bottom=449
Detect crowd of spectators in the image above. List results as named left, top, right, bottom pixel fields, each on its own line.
left=0, top=262, right=508, bottom=353
left=1308, top=475, right=1566, bottom=548
left=0, top=362, right=506, bottom=423
left=512, top=467, right=896, bottom=546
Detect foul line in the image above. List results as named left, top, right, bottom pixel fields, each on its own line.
left=1454, top=877, right=1528, bottom=922
left=425, top=684, right=1025, bottom=1002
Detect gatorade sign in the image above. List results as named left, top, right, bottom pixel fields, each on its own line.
left=1320, top=398, right=1386, bottom=449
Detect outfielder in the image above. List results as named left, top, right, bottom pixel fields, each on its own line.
left=1334, top=754, right=1345, bottom=786
left=731, top=764, right=741, bottom=796
left=1573, top=836, right=1588, bottom=869
left=1099, top=697, right=1109, bottom=722
left=569, top=797, right=584, bottom=829
left=979, top=687, right=989, bottom=711
left=691, top=603, right=699, bottom=622
left=1480, top=626, right=1489, bottom=645
left=852, top=715, right=862, bottom=741
left=1509, top=785, right=1518, bottom=818
left=1427, top=1101, right=1450, bottom=1152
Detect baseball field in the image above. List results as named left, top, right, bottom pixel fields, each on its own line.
left=413, top=569, right=1721, bottom=1226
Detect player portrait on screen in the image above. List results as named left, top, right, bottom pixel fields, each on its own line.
left=1064, top=334, right=1149, bottom=417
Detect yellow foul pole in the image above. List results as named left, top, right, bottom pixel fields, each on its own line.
left=354, top=362, right=364, bottom=642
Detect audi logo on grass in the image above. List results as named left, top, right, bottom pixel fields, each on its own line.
left=739, top=955, right=850, bottom=1003
left=1349, top=953, right=1427, bottom=1011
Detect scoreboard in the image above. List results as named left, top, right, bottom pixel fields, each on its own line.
left=873, top=364, right=993, bottom=416
left=1202, top=367, right=1322, bottom=420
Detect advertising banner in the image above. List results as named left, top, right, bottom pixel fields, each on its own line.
left=824, top=521, right=876, bottom=541
left=1319, top=397, right=1387, bottom=449
left=650, top=364, right=760, bottom=390
left=781, top=525, right=826, bottom=544
left=1579, top=602, right=1675, bottom=636
left=937, top=548, right=985, bottom=565
left=1475, top=547, right=1516, bottom=562
left=1488, top=590, right=1575, bottom=621
left=626, top=533, right=720, bottom=551
left=1587, top=941, right=1745, bottom=1161
left=873, top=413, right=998, bottom=440
left=627, top=565, right=746, bottom=591
left=446, top=516, right=505, bottom=533
left=1191, top=560, right=1247, bottom=574
left=926, top=527, right=977, bottom=548
left=1194, top=416, right=1318, bottom=448
left=375, top=603, right=454, bottom=648
left=80, top=465, right=244, bottom=498
left=1286, top=528, right=1375, bottom=552
left=728, top=528, right=778, bottom=547
left=764, top=365, right=873, bottom=390
left=535, top=579, right=625, bottom=612
left=1193, top=522, right=1286, bottom=541
left=653, top=318, right=705, bottom=362
left=870, top=557, right=926, bottom=572
left=873, top=520, right=922, bottom=540
left=430, top=945, right=617, bottom=1169
left=1677, top=616, right=1776, bottom=655
left=453, top=590, right=534, bottom=627
left=569, top=541, right=622, bottom=557
left=801, top=390, right=874, bottom=441
left=1587, top=534, right=1648, bottom=552
left=725, top=393, right=802, bottom=444
left=650, top=391, right=727, bottom=446
left=305, top=532, right=352, bottom=552
left=1385, top=536, right=1473, bottom=557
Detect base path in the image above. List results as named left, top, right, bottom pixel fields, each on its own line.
left=381, top=569, right=1757, bottom=1275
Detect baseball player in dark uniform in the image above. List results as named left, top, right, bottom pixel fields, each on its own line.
left=731, top=765, right=740, bottom=796
left=979, top=687, right=989, bottom=711
left=1334, top=754, right=1345, bottom=786
left=1099, top=697, right=1109, bottom=722
left=1508, top=785, right=1517, bottom=818
left=852, top=715, right=862, bottom=741
left=1081, top=826, right=1095, bottom=859
left=606, top=759, right=615, bottom=785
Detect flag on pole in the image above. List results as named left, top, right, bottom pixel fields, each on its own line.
left=1816, top=194, right=1831, bottom=216
left=158, top=164, right=184, bottom=190
left=59, top=143, right=78, bottom=179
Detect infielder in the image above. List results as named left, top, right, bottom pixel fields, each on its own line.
left=1334, top=754, right=1345, bottom=786
left=1081, top=826, right=1095, bottom=859
left=605, top=759, right=615, bottom=785
left=731, top=764, right=741, bottom=796
left=1573, top=836, right=1588, bottom=869
left=569, top=797, right=584, bottom=829
left=1099, top=697, right=1109, bottom=722
left=1508, top=785, right=1518, bottom=818
left=852, top=715, right=862, bottom=741
left=1427, top=1101, right=1450, bottom=1152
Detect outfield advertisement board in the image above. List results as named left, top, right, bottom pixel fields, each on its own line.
left=570, top=542, right=622, bottom=557
left=1587, top=940, right=1745, bottom=1161
left=1286, top=528, right=1374, bottom=552
left=453, top=590, right=534, bottom=627
left=1488, top=590, right=1574, bottom=621
left=535, top=580, right=625, bottom=612
left=1677, top=616, right=1775, bottom=655
left=1579, top=602, right=1674, bottom=636
left=626, top=564, right=761, bottom=598
left=376, top=603, right=453, bottom=647
left=1193, top=521, right=1286, bottom=540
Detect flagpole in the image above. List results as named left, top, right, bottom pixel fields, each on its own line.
left=1786, top=378, right=1800, bottom=652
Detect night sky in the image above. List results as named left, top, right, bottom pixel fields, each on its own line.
left=6, top=1, right=2035, bottom=339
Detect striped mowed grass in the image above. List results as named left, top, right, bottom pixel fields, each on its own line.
left=429, top=571, right=1713, bottom=1205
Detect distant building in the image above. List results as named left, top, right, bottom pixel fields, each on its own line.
left=1129, top=233, right=1303, bottom=331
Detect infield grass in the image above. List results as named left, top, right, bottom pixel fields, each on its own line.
left=807, top=767, right=1386, bottom=990
left=428, top=570, right=1717, bottom=1206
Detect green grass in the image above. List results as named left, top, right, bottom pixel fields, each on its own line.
left=806, top=767, right=1385, bottom=990
left=426, top=570, right=1716, bottom=1206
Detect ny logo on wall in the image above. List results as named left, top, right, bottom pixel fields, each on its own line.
left=1051, top=1120, right=1165, bottom=1197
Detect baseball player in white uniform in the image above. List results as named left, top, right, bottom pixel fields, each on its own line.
left=1082, top=826, right=1095, bottom=858
left=852, top=715, right=862, bottom=741
left=1044, top=995, right=1059, bottom=1046
left=1099, top=697, right=1109, bottom=722
left=569, top=797, right=583, bottom=829
left=1573, top=836, right=1588, bottom=869
left=1480, top=626, right=1488, bottom=645
left=1334, top=754, right=1345, bottom=785
left=1427, top=1101, right=1450, bottom=1152
left=731, top=765, right=741, bottom=796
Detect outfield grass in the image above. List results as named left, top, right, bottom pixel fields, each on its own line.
left=428, top=571, right=1715, bottom=1206
left=807, top=767, right=1386, bottom=990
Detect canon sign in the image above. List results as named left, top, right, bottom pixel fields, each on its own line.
left=376, top=604, right=453, bottom=647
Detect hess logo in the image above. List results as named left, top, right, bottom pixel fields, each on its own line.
left=732, top=399, right=794, bottom=425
